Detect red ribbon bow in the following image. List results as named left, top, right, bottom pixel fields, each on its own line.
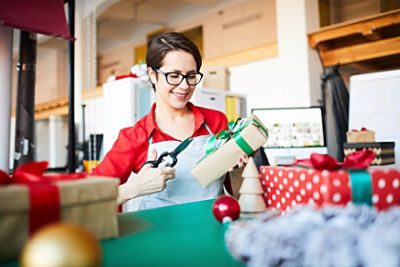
left=116, top=72, right=138, bottom=80
left=351, top=127, right=370, bottom=132
left=295, top=150, right=375, bottom=170
left=0, top=162, right=87, bottom=234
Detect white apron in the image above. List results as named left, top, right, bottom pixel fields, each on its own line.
left=121, top=123, right=221, bottom=211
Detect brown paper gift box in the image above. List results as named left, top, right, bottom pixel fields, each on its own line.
left=0, top=176, right=119, bottom=261
left=347, top=129, right=375, bottom=143
left=191, top=115, right=268, bottom=188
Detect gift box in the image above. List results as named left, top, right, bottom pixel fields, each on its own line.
left=191, top=115, right=268, bottom=188
left=201, top=65, right=230, bottom=91
left=0, top=162, right=119, bottom=261
left=260, top=152, right=400, bottom=213
left=347, top=128, right=375, bottom=143
left=343, top=142, right=395, bottom=165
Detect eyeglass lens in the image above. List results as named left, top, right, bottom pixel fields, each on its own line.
left=166, top=73, right=202, bottom=86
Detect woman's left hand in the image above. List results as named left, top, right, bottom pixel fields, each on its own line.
left=229, top=153, right=248, bottom=171
left=225, top=153, right=248, bottom=198
left=237, top=153, right=248, bottom=168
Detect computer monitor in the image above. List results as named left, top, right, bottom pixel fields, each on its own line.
left=252, top=107, right=327, bottom=165
left=252, top=106, right=326, bottom=148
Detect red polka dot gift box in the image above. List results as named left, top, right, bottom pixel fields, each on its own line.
left=260, top=151, right=400, bottom=212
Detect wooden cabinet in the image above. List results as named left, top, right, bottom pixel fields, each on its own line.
left=203, top=0, right=277, bottom=60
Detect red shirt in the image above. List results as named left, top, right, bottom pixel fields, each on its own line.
left=92, top=102, right=228, bottom=183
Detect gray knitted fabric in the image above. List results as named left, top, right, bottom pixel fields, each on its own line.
left=225, top=204, right=400, bottom=267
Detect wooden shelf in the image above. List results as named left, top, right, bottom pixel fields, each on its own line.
left=34, top=97, right=69, bottom=120
left=11, top=86, right=104, bottom=120
left=308, top=9, right=400, bottom=67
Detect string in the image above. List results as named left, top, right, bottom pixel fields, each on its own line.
left=91, top=1, right=97, bottom=165
left=84, top=0, right=98, bottom=170
left=85, top=0, right=92, bottom=165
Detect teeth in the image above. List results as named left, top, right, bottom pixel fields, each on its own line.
left=173, top=92, right=187, bottom=97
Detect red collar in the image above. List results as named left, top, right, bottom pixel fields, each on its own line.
left=145, top=102, right=206, bottom=137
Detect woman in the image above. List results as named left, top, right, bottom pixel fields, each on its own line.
left=93, top=32, right=230, bottom=210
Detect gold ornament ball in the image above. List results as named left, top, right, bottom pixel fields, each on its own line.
left=21, top=223, right=101, bottom=267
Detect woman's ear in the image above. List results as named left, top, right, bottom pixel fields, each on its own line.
left=148, top=67, right=157, bottom=84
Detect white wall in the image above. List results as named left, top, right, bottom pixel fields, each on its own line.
left=230, top=0, right=322, bottom=114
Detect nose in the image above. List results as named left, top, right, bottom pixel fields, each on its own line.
left=178, top=77, right=190, bottom=89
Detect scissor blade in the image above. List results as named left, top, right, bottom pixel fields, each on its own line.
left=172, top=138, right=194, bottom=155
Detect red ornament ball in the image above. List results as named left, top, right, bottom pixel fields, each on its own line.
left=212, top=196, right=240, bottom=222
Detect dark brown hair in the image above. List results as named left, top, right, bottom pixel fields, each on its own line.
left=146, top=32, right=202, bottom=89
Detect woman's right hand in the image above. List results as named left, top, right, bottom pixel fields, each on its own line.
left=117, top=149, right=176, bottom=205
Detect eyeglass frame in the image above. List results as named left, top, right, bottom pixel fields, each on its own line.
left=153, top=68, right=204, bottom=86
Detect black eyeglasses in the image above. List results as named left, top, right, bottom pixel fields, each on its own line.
left=154, top=68, right=203, bottom=86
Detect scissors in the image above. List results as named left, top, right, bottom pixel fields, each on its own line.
left=142, top=137, right=193, bottom=168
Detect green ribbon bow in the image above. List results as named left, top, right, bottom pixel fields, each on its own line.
left=204, top=117, right=269, bottom=159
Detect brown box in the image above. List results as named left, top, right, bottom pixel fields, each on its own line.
left=201, top=65, right=230, bottom=91
left=0, top=176, right=119, bottom=261
left=191, top=114, right=268, bottom=188
left=346, top=129, right=375, bottom=143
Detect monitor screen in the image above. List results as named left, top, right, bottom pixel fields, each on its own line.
left=252, top=107, right=325, bottom=148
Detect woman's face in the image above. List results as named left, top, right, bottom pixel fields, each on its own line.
left=149, top=50, right=197, bottom=111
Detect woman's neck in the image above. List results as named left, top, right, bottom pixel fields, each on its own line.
left=154, top=102, right=195, bottom=140
left=154, top=102, right=190, bottom=121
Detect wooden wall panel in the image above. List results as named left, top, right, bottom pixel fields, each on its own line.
left=35, top=48, right=68, bottom=105
left=98, top=45, right=134, bottom=85
left=203, top=12, right=223, bottom=59
left=203, top=0, right=277, bottom=60
left=331, top=0, right=380, bottom=24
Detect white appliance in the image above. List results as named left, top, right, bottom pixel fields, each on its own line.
left=102, top=78, right=154, bottom=158
left=349, top=69, right=400, bottom=167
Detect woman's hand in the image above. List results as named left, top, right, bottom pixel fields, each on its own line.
left=224, top=154, right=249, bottom=199
left=228, top=153, right=249, bottom=172
left=117, top=149, right=176, bottom=205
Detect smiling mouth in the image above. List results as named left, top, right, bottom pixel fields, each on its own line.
left=171, top=91, right=189, bottom=99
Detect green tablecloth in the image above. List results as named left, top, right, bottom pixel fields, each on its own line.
left=102, top=199, right=242, bottom=266
left=2, top=199, right=243, bottom=267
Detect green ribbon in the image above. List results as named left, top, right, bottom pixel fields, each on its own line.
left=349, top=170, right=372, bottom=206
left=204, top=117, right=269, bottom=157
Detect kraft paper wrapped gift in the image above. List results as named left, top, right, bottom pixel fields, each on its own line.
left=347, top=128, right=375, bottom=143
left=191, top=115, right=268, bottom=188
left=0, top=165, right=119, bottom=261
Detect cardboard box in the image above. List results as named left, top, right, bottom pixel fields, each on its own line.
left=347, top=129, right=375, bottom=143
left=191, top=115, right=268, bottom=188
left=0, top=176, right=119, bottom=261
left=260, top=166, right=400, bottom=213
left=201, top=65, right=230, bottom=91
left=344, top=142, right=395, bottom=165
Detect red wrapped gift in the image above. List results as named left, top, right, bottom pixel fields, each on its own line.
left=260, top=151, right=400, bottom=213
left=0, top=162, right=119, bottom=261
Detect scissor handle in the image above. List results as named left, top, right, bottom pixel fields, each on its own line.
left=165, top=154, right=178, bottom=167
left=142, top=151, right=178, bottom=168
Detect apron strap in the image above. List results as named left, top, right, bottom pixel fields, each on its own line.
left=148, top=121, right=213, bottom=145
left=203, top=122, right=213, bottom=135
